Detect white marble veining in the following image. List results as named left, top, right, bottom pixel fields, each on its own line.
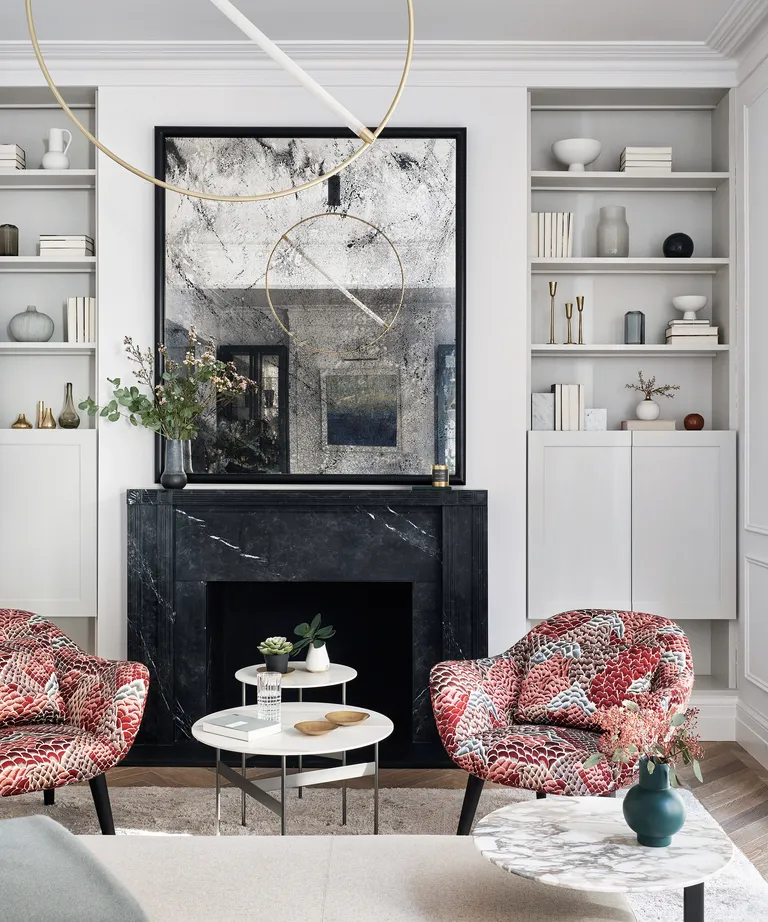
left=474, top=797, right=733, bottom=894
left=531, top=393, right=555, bottom=430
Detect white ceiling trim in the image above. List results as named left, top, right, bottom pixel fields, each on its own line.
left=708, top=0, right=768, bottom=57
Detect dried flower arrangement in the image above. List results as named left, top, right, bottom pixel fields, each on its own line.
left=625, top=371, right=680, bottom=401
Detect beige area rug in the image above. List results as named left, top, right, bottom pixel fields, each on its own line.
left=2, top=786, right=767, bottom=922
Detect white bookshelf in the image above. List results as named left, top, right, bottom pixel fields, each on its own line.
left=0, top=169, right=96, bottom=190
left=0, top=256, right=97, bottom=273
left=531, top=171, right=729, bottom=192
left=0, top=342, right=95, bottom=356
left=531, top=344, right=730, bottom=358
left=531, top=257, right=729, bottom=275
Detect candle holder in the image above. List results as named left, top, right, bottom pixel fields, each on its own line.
left=577, top=296, right=585, bottom=345
left=564, top=302, right=574, bottom=345
left=548, top=281, right=557, bottom=344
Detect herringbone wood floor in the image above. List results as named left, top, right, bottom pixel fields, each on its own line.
left=105, top=742, right=768, bottom=878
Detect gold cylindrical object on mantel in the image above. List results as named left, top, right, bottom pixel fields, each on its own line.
left=548, top=281, right=558, bottom=344
left=36, top=400, right=45, bottom=429
left=577, top=296, right=585, bottom=345
left=41, top=407, right=56, bottom=429
left=564, top=302, right=574, bottom=345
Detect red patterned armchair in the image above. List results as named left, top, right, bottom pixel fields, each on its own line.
left=0, top=610, right=149, bottom=834
left=430, top=609, right=693, bottom=834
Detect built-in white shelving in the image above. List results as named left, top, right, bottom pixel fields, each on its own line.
left=0, top=169, right=96, bottom=190
left=0, top=342, right=95, bottom=356
left=531, top=171, right=729, bottom=192
left=531, top=344, right=730, bottom=358
left=530, top=257, right=729, bottom=275
left=0, top=256, right=97, bottom=273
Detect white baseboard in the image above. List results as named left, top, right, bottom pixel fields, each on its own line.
left=736, top=700, right=768, bottom=769
left=690, top=688, right=738, bottom=741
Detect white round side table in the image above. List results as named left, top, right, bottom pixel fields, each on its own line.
left=234, top=662, right=358, bottom=820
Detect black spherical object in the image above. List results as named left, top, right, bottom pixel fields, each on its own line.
left=663, top=233, right=695, bottom=259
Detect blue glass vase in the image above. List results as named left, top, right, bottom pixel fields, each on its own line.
left=623, top=757, right=686, bottom=848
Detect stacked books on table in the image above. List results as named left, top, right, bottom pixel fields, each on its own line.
left=39, top=235, right=94, bottom=257
left=66, top=297, right=97, bottom=343
left=201, top=712, right=281, bottom=743
left=551, top=384, right=585, bottom=431
left=620, top=147, right=672, bottom=173
left=666, top=319, right=719, bottom=347
left=530, top=212, right=574, bottom=258
left=0, top=144, right=26, bottom=172
left=622, top=419, right=676, bottom=430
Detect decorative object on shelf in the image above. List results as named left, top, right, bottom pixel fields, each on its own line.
left=621, top=419, right=676, bottom=431
left=564, top=302, right=575, bottom=345
left=80, top=328, right=254, bottom=490
left=432, top=464, right=450, bottom=488
left=531, top=393, right=555, bottom=431
left=663, top=232, right=694, bottom=258
left=624, top=311, right=646, bottom=345
left=0, top=224, right=19, bottom=257
left=667, top=296, right=719, bottom=347
left=533, top=213, right=573, bottom=258
left=35, top=401, right=45, bottom=429
left=294, top=720, right=336, bottom=737
left=40, top=408, right=56, bottom=429
left=57, top=383, right=81, bottom=429
left=257, top=636, right=294, bottom=676
left=584, top=409, right=607, bottom=431
left=8, top=305, right=54, bottom=343
left=551, top=138, right=602, bottom=172
left=0, top=144, right=25, bottom=172
left=596, top=205, right=629, bottom=258
left=26, top=0, right=415, bottom=202
left=66, top=296, right=96, bottom=344
left=576, top=296, right=585, bottom=345
left=583, top=702, right=703, bottom=848
left=626, top=371, right=680, bottom=422
left=157, top=127, right=466, bottom=484
left=326, top=711, right=370, bottom=727
left=41, top=235, right=93, bottom=258
left=684, top=413, right=706, bottom=431
left=551, top=384, right=584, bottom=431
left=256, top=670, right=282, bottom=725
left=10, top=414, right=32, bottom=430
left=672, top=295, right=708, bottom=322
left=293, top=614, right=335, bottom=673
left=41, top=128, right=72, bottom=171
left=548, top=281, right=557, bottom=344
left=620, top=147, right=672, bottom=174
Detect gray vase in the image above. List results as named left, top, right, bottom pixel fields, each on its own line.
left=596, top=206, right=630, bottom=258
left=161, top=439, right=188, bottom=490
left=9, top=305, right=54, bottom=342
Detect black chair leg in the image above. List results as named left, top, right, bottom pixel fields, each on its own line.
left=43, top=789, right=55, bottom=806
left=457, top=775, right=485, bottom=836
left=89, top=774, right=116, bottom=835
left=536, top=792, right=547, bottom=799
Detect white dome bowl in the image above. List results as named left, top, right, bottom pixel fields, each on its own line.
left=672, top=295, right=708, bottom=321
left=552, top=138, right=602, bottom=172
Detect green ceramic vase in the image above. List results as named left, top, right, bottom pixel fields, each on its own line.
left=622, top=757, right=686, bottom=848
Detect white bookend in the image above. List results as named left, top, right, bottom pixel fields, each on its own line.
left=551, top=384, right=562, bottom=430
left=538, top=213, right=545, bottom=257
left=544, top=213, right=552, bottom=258
left=66, top=298, right=77, bottom=343
left=88, top=298, right=96, bottom=342
left=201, top=712, right=282, bottom=743
left=76, top=297, right=85, bottom=343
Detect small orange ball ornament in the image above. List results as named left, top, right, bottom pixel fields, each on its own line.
left=684, top=414, right=705, bottom=431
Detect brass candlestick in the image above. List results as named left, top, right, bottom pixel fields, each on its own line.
left=564, top=302, right=574, bottom=345
left=548, top=281, right=557, bottom=344
left=577, top=296, right=585, bottom=345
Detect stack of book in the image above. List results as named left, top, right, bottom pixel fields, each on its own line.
left=0, top=144, right=25, bottom=172
left=621, top=419, right=676, bottom=431
left=39, top=235, right=94, bottom=258
left=620, top=147, right=672, bottom=173
left=551, top=384, right=585, bottom=431
left=530, top=212, right=574, bottom=258
left=666, top=319, right=719, bottom=347
left=66, top=297, right=97, bottom=343
left=201, top=712, right=281, bottom=743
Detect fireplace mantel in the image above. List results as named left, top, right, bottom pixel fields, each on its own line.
left=126, top=489, right=488, bottom=766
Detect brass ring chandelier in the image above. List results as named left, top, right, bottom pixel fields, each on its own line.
left=25, top=0, right=415, bottom=202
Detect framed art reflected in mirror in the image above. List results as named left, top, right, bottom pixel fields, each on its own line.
left=155, top=127, right=466, bottom=483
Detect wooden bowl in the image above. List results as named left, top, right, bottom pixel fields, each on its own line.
left=326, top=710, right=370, bottom=727
left=294, top=720, right=336, bottom=737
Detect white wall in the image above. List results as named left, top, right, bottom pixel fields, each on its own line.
left=96, top=83, right=529, bottom=661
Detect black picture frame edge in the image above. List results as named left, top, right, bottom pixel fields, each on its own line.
left=154, top=126, right=467, bottom=486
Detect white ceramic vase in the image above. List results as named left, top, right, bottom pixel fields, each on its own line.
left=41, top=128, right=72, bottom=170
left=305, top=643, right=330, bottom=673
left=597, top=205, right=630, bottom=258
left=636, top=398, right=661, bottom=421
left=9, top=305, right=54, bottom=342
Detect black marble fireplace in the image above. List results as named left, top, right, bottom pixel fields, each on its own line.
left=126, top=490, right=488, bottom=766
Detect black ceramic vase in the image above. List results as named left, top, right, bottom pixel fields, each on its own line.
left=663, top=233, right=694, bottom=258
left=160, top=439, right=188, bottom=490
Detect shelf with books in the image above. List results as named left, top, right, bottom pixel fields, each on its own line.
left=530, top=171, right=729, bottom=192
left=0, top=257, right=96, bottom=274
left=0, top=169, right=96, bottom=190
left=531, top=344, right=729, bottom=358
left=0, top=342, right=95, bottom=356
left=530, top=257, right=729, bottom=275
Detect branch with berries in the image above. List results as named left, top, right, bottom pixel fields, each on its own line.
left=626, top=371, right=680, bottom=401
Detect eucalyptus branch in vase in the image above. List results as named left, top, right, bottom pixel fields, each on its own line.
left=625, top=370, right=680, bottom=423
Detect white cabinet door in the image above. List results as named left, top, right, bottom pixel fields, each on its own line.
left=0, top=431, right=96, bottom=617
left=528, top=432, right=632, bottom=620
left=631, top=431, right=736, bottom=620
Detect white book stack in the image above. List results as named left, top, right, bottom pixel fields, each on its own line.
left=40, top=235, right=95, bottom=258
left=551, top=384, right=585, bottom=431
left=66, top=297, right=97, bottom=343
left=620, top=147, right=672, bottom=173
left=666, top=318, right=719, bottom=347
left=0, top=144, right=26, bottom=172
left=530, top=212, right=574, bottom=258
left=201, top=712, right=281, bottom=743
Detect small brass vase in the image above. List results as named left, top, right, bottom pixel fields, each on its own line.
left=41, top=408, right=57, bottom=429
left=11, top=413, right=32, bottom=429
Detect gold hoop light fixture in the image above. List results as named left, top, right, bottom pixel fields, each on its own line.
left=265, top=213, right=405, bottom=356
left=25, top=0, right=414, bottom=202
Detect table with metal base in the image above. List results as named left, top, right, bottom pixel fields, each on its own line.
left=192, top=702, right=393, bottom=836
left=473, top=797, right=734, bottom=922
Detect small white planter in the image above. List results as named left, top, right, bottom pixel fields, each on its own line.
left=636, top=398, right=661, bottom=421
left=305, top=643, right=330, bottom=673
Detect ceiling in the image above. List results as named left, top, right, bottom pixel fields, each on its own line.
left=3, top=0, right=737, bottom=44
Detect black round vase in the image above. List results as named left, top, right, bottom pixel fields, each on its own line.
left=663, top=233, right=694, bottom=258
left=264, top=653, right=290, bottom=674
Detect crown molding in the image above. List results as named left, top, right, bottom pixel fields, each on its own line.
left=708, top=0, right=768, bottom=58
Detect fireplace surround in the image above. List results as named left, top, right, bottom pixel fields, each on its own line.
left=126, top=489, right=488, bottom=766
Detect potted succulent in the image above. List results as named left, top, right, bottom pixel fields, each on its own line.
left=293, top=614, right=335, bottom=673
left=257, top=636, right=293, bottom=675
left=583, top=701, right=703, bottom=848
left=625, top=370, right=680, bottom=422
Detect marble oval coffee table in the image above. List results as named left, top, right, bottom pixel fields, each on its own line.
left=474, top=797, right=733, bottom=922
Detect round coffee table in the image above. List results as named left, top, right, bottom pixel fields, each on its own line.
left=473, top=797, right=734, bottom=922
left=191, top=702, right=393, bottom=836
